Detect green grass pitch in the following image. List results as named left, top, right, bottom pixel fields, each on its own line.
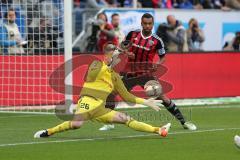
left=0, top=105, right=239, bottom=160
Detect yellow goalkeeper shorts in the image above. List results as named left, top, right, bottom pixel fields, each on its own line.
left=75, top=96, right=112, bottom=120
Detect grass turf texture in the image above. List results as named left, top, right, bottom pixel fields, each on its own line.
left=0, top=105, right=239, bottom=160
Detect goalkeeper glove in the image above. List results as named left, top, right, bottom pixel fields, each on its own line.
left=143, top=98, right=162, bottom=111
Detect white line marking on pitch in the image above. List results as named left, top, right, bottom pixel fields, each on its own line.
left=0, top=115, right=49, bottom=119
left=0, top=127, right=239, bottom=147
left=124, top=105, right=240, bottom=112
left=0, top=105, right=239, bottom=115
left=0, top=111, right=54, bottom=115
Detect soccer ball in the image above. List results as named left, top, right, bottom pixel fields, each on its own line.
left=144, top=80, right=163, bottom=98
left=234, top=135, right=240, bottom=148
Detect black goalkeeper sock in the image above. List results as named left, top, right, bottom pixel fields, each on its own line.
left=162, top=100, right=186, bottom=125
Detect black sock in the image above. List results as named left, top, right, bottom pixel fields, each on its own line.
left=162, top=100, right=186, bottom=125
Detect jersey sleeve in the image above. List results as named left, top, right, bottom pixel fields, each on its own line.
left=85, top=60, right=103, bottom=82
left=114, top=73, right=144, bottom=104
left=156, top=37, right=166, bottom=57
left=125, top=31, right=134, bottom=41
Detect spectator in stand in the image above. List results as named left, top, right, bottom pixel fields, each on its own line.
left=27, top=18, right=57, bottom=54
left=152, top=0, right=173, bottom=8
left=202, top=0, right=213, bottom=8
left=186, top=18, right=205, bottom=51
left=0, top=8, right=25, bottom=55
left=189, top=0, right=204, bottom=9
left=165, top=15, right=188, bottom=52
left=225, top=0, right=240, bottom=10
left=202, top=0, right=231, bottom=10
left=111, top=13, right=125, bottom=44
left=40, top=0, right=60, bottom=28
left=117, top=0, right=134, bottom=7
left=96, top=12, right=118, bottom=52
left=172, top=0, right=194, bottom=9
left=105, top=0, right=118, bottom=7
left=138, top=0, right=154, bottom=7
left=223, top=31, right=240, bottom=51
left=38, top=0, right=63, bottom=46
left=83, top=0, right=109, bottom=8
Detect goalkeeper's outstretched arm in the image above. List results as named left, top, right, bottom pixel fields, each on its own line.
left=114, top=73, right=161, bottom=111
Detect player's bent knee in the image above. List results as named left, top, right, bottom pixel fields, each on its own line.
left=112, top=112, right=131, bottom=123
left=71, top=121, right=84, bottom=129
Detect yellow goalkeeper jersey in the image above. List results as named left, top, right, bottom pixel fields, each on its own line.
left=80, top=60, right=144, bottom=105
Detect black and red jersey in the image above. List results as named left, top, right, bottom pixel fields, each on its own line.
left=126, top=29, right=166, bottom=63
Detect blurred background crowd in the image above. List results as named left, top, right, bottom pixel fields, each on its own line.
left=0, top=0, right=239, bottom=55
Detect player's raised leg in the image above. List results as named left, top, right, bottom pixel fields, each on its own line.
left=159, top=94, right=197, bottom=131
left=34, top=117, right=85, bottom=138
left=126, top=118, right=171, bottom=137
left=96, top=110, right=171, bottom=137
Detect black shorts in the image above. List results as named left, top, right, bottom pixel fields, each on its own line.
left=121, top=73, right=156, bottom=90
left=105, top=73, right=156, bottom=109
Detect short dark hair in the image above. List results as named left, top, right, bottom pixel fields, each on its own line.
left=97, top=12, right=108, bottom=22
left=141, top=13, right=154, bottom=22
left=111, top=13, right=119, bottom=19
left=4, top=8, right=16, bottom=19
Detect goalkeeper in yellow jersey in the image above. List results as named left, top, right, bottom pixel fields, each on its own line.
left=34, top=43, right=171, bottom=138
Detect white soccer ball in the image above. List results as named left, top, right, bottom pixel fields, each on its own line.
left=234, top=135, right=240, bottom=148
left=144, top=80, right=163, bottom=98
